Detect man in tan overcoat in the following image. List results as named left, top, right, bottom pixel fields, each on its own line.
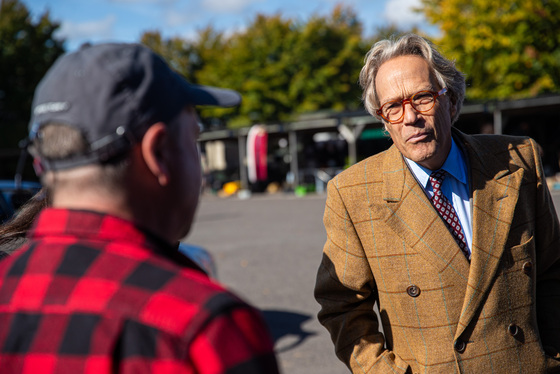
left=314, top=34, right=560, bottom=373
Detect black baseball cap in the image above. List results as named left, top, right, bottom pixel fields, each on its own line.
left=29, top=42, right=241, bottom=171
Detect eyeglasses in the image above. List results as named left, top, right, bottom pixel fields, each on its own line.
left=376, top=88, right=447, bottom=124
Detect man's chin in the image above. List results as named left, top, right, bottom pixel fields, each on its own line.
left=408, top=149, right=436, bottom=164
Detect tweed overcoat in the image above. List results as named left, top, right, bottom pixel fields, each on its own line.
left=315, top=129, right=560, bottom=373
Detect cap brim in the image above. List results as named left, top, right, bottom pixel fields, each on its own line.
left=185, top=84, right=242, bottom=107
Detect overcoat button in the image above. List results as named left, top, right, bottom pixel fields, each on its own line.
left=508, top=323, right=519, bottom=336
left=454, top=339, right=466, bottom=353
left=406, top=285, right=420, bottom=297
left=522, top=261, right=533, bottom=275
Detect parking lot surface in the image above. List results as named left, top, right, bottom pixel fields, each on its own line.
left=187, top=192, right=346, bottom=374
left=186, top=190, right=560, bottom=374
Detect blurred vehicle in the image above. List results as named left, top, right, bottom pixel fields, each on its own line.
left=178, top=242, right=217, bottom=279
left=0, top=180, right=42, bottom=223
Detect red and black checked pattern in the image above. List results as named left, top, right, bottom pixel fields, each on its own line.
left=429, top=170, right=470, bottom=260
left=0, top=209, right=279, bottom=374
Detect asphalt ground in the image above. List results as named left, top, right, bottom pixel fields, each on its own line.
left=187, top=192, right=345, bottom=374
left=185, top=190, right=560, bottom=374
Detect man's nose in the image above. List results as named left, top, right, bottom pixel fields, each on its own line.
left=402, top=100, right=418, bottom=125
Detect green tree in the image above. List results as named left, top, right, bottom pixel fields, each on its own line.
left=290, top=5, right=367, bottom=114
left=368, top=24, right=423, bottom=44
left=421, top=0, right=560, bottom=99
left=142, top=6, right=369, bottom=128
left=0, top=0, right=64, bottom=177
left=196, top=13, right=299, bottom=126
left=209, top=6, right=369, bottom=126
left=141, top=28, right=239, bottom=128
left=141, top=31, right=197, bottom=82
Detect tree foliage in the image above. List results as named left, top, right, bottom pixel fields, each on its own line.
left=421, top=0, right=560, bottom=100
left=211, top=13, right=300, bottom=125
left=142, top=5, right=369, bottom=128
left=141, top=28, right=239, bottom=127
left=141, top=31, right=198, bottom=82
left=291, top=6, right=366, bottom=114
left=0, top=0, right=65, bottom=177
left=0, top=0, right=65, bottom=136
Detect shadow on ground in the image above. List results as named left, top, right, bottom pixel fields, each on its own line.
left=262, top=310, right=316, bottom=353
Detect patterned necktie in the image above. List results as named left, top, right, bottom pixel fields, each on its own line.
left=429, top=170, right=470, bottom=261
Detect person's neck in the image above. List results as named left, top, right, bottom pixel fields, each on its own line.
left=52, top=192, right=134, bottom=223
left=419, top=141, right=453, bottom=171
left=53, top=192, right=178, bottom=245
left=418, top=157, right=446, bottom=171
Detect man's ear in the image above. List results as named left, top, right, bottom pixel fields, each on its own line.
left=141, top=123, right=170, bottom=186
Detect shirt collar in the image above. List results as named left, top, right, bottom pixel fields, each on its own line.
left=405, top=137, right=468, bottom=189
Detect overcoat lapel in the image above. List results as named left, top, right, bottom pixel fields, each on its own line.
left=377, top=130, right=524, bottom=339
left=380, top=145, right=470, bottom=282
left=454, top=132, right=524, bottom=338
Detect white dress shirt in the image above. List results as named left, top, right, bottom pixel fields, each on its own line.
left=405, top=138, right=472, bottom=254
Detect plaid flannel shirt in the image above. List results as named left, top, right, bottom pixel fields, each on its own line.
left=0, top=208, right=279, bottom=374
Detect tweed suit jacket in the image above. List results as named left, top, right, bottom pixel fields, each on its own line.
left=315, top=129, right=560, bottom=373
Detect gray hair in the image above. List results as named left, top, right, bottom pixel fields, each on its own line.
left=359, top=34, right=466, bottom=124
left=32, top=123, right=130, bottom=192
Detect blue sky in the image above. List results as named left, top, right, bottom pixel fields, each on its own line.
left=23, top=0, right=435, bottom=51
